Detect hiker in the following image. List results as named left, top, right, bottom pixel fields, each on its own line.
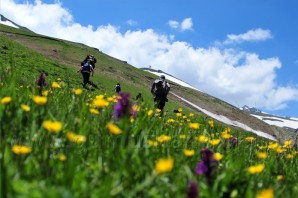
left=136, top=93, right=143, bottom=101
left=151, top=75, right=170, bottom=112
left=78, top=58, right=94, bottom=88
left=115, top=83, right=121, bottom=94
left=81, top=54, right=97, bottom=70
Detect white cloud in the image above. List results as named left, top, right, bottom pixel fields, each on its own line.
left=2, top=0, right=298, bottom=112
left=223, top=28, right=273, bottom=45
left=168, top=18, right=192, bottom=31
left=127, top=19, right=137, bottom=26
left=168, top=20, right=179, bottom=29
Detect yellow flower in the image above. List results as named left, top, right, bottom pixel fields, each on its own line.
left=12, top=145, right=32, bottom=155
left=189, top=113, right=194, bottom=117
left=155, top=157, right=174, bottom=174
left=286, top=154, right=293, bottom=159
left=106, top=122, right=122, bottom=135
left=147, top=140, right=158, bottom=147
left=183, top=149, right=194, bottom=157
left=52, top=82, right=61, bottom=88
left=209, top=139, right=221, bottom=146
left=208, top=120, right=214, bottom=128
left=74, top=88, right=83, bottom=95
left=1, top=97, right=12, bottom=104
left=179, top=134, right=186, bottom=139
left=147, top=109, right=154, bottom=116
left=21, top=104, right=30, bottom=112
left=166, top=118, right=175, bottom=124
left=283, top=140, right=292, bottom=149
left=197, top=135, right=208, bottom=143
left=92, top=97, right=109, bottom=108
left=59, top=154, right=67, bottom=161
left=156, top=135, right=171, bottom=143
left=66, top=132, right=86, bottom=143
left=42, top=120, right=62, bottom=133
left=32, top=96, right=47, bottom=105
left=277, top=175, right=283, bottom=181
left=89, top=108, right=100, bottom=114
left=156, top=109, right=161, bottom=113
left=178, top=108, right=183, bottom=112
left=245, top=137, right=255, bottom=142
left=256, top=188, right=274, bottom=198
left=256, top=152, right=268, bottom=159
left=247, top=164, right=265, bottom=174
left=268, top=142, right=279, bottom=149
left=221, top=131, right=231, bottom=139
left=176, top=113, right=182, bottom=117
left=275, top=147, right=286, bottom=154
left=213, top=153, right=223, bottom=161
left=42, top=90, right=49, bottom=96
left=188, top=122, right=200, bottom=130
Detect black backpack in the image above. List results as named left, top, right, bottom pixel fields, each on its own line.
left=154, top=80, right=168, bottom=95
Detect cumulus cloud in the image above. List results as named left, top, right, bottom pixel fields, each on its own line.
left=168, top=18, right=192, bottom=31
left=2, top=0, right=298, bottom=112
left=126, top=19, right=137, bottom=26
left=223, top=28, right=273, bottom=45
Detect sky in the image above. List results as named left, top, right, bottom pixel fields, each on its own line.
left=1, top=0, right=298, bottom=118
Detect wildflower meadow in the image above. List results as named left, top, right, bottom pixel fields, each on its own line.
left=0, top=34, right=297, bottom=198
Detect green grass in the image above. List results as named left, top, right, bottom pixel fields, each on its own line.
left=0, top=30, right=297, bottom=198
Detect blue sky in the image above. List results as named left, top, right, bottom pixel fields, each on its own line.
left=1, top=0, right=298, bottom=117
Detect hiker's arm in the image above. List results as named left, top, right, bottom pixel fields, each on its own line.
left=151, top=83, right=155, bottom=95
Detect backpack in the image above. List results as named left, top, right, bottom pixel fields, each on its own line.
left=81, top=62, right=92, bottom=73
left=154, top=80, right=168, bottom=95
left=115, top=85, right=121, bottom=93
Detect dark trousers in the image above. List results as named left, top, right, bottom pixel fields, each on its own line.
left=82, top=72, right=91, bottom=86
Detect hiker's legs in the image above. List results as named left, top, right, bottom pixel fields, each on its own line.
left=82, top=73, right=90, bottom=87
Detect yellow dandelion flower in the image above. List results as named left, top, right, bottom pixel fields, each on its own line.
left=52, top=82, right=61, bottom=88
left=59, top=154, right=67, bottom=161
left=247, top=164, right=265, bottom=174
left=188, top=122, right=200, bottom=130
left=155, top=157, right=174, bottom=174
left=74, top=88, right=83, bottom=95
left=167, top=118, right=175, bottom=124
left=183, top=149, right=194, bottom=157
left=189, top=113, right=194, bottom=117
left=224, top=127, right=231, bottom=133
left=208, top=120, right=214, bottom=128
left=178, top=108, right=183, bottom=112
left=89, top=108, right=100, bottom=114
left=92, top=97, right=109, bottom=108
left=1, top=97, right=12, bottom=104
left=21, top=104, right=30, bottom=112
left=179, top=134, right=186, bottom=139
left=42, top=90, right=49, bottom=96
left=12, top=145, right=32, bottom=155
left=209, top=139, right=221, bottom=146
left=147, top=109, right=154, bottom=116
left=213, top=153, right=223, bottom=161
left=32, top=96, right=47, bottom=105
left=176, top=113, right=182, bottom=117
left=257, top=152, right=268, bottom=159
left=66, top=132, right=86, bottom=143
left=277, top=175, right=283, bottom=181
left=256, top=188, right=274, bottom=198
left=197, top=135, right=208, bottom=143
left=245, top=137, right=255, bottom=142
left=275, top=147, right=286, bottom=154
left=268, top=142, right=279, bottom=149
left=156, top=135, right=171, bottom=143
left=221, top=131, right=231, bottom=139
left=147, top=140, right=158, bottom=147
left=42, top=120, right=62, bottom=133
left=130, top=117, right=134, bottom=123
left=286, top=154, right=293, bottom=159
left=106, top=122, right=122, bottom=135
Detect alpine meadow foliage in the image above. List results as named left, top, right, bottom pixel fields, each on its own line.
left=0, top=34, right=297, bottom=198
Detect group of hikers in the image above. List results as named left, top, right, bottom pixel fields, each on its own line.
left=38, top=54, right=171, bottom=112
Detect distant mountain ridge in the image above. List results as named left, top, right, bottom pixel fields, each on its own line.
left=0, top=14, right=32, bottom=31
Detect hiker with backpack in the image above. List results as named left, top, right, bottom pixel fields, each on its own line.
left=81, top=54, right=97, bottom=70
left=115, top=83, right=121, bottom=94
left=151, top=75, right=170, bottom=112
left=78, top=58, right=94, bottom=89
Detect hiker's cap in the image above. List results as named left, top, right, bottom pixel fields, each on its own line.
left=160, top=75, right=165, bottom=80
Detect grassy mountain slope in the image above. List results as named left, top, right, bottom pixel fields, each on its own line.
left=0, top=24, right=295, bottom=142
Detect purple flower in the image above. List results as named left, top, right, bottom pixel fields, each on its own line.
left=196, top=148, right=218, bottom=186
left=230, top=137, right=237, bottom=147
left=113, top=92, right=138, bottom=119
left=186, top=181, right=199, bottom=198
